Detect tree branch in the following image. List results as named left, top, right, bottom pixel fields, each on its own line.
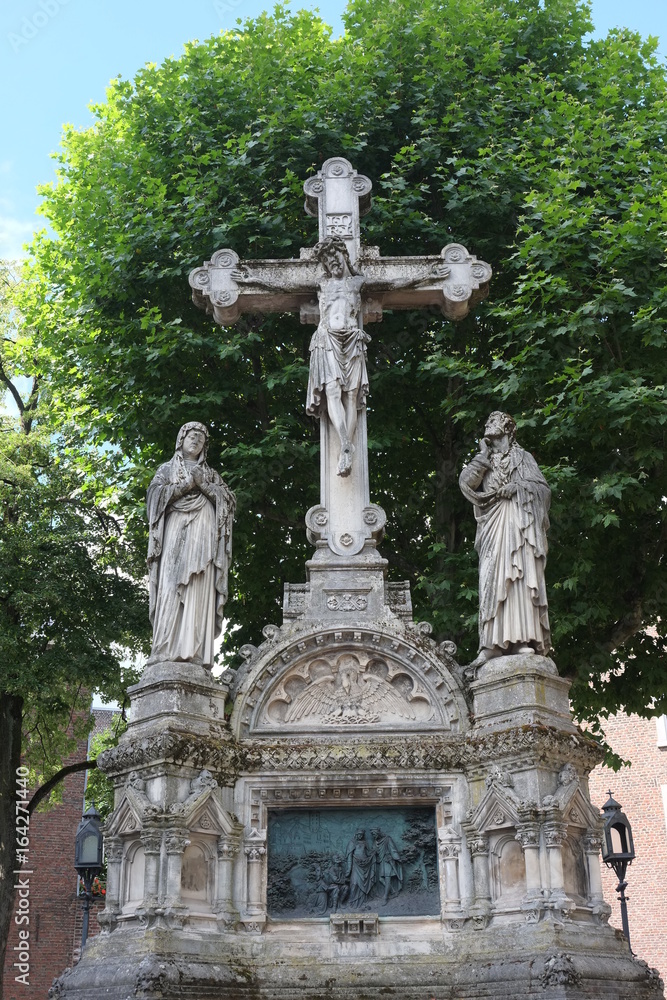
left=28, top=759, right=97, bottom=816
left=0, top=358, right=25, bottom=417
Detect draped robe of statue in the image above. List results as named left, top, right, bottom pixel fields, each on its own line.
left=459, top=442, right=551, bottom=656
left=306, top=272, right=369, bottom=419
left=147, top=425, right=235, bottom=667
left=345, top=831, right=376, bottom=908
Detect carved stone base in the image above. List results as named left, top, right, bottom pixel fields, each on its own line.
left=49, top=921, right=664, bottom=999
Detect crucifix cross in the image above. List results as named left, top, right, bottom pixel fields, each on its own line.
left=189, top=157, right=491, bottom=559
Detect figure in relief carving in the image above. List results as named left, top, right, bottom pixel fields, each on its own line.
left=459, top=412, right=550, bottom=666
left=147, top=422, right=235, bottom=667
left=305, top=237, right=369, bottom=477
left=345, top=829, right=376, bottom=908
left=371, top=828, right=403, bottom=903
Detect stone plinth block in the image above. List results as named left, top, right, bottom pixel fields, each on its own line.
left=126, top=660, right=230, bottom=741
left=470, top=654, right=577, bottom=734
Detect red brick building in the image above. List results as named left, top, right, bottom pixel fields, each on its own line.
left=588, top=712, right=667, bottom=979
left=2, top=713, right=111, bottom=1000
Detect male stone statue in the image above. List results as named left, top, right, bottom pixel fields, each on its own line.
left=305, top=236, right=369, bottom=476
left=459, top=411, right=551, bottom=666
left=146, top=421, right=235, bottom=667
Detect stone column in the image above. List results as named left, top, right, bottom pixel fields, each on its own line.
left=438, top=827, right=462, bottom=924
left=243, top=831, right=267, bottom=931
left=164, top=830, right=190, bottom=905
left=544, top=823, right=574, bottom=917
left=98, top=837, right=123, bottom=932
left=214, top=838, right=240, bottom=927
left=583, top=831, right=611, bottom=923
left=515, top=823, right=544, bottom=921
left=469, top=836, right=491, bottom=928
left=141, top=828, right=163, bottom=909
left=516, top=824, right=542, bottom=900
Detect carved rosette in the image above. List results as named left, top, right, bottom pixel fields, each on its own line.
left=305, top=502, right=387, bottom=556
left=188, top=249, right=242, bottom=324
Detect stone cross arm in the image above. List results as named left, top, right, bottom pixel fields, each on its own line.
left=189, top=243, right=491, bottom=326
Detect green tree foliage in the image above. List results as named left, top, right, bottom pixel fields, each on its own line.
left=0, top=262, right=150, bottom=979
left=18, top=0, right=667, bottom=726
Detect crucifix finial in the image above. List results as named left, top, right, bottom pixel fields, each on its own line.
left=303, top=157, right=372, bottom=266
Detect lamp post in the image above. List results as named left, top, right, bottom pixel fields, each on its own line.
left=600, top=791, right=635, bottom=953
left=74, top=804, right=104, bottom=951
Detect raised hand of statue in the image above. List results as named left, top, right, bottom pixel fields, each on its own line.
left=497, top=482, right=518, bottom=499
left=479, top=437, right=490, bottom=459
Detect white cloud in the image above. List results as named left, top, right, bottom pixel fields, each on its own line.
left=0, top=212, right=36, bottom=259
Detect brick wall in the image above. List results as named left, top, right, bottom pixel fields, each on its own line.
left=2, top=710, right=112, bottom=1000
left=588, top=712, right=667, bottom=979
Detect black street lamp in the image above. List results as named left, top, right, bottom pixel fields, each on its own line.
left=74, top=804, right=104, bottom=951
left=600, top=791, right=636, bottom=953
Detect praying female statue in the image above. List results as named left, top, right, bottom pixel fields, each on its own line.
left=459, top=411, right=551, bottom=667
left=146, top=422, right=235, bottom=667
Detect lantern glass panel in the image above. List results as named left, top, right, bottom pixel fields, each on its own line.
left=80, top=832, right=100, bottom=865
left=610, top=825, right=626, bottom=854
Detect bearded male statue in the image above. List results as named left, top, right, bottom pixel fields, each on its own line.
left=459, top=411, right=551, bottom=667
left=146, top=421, right=235, bottom=668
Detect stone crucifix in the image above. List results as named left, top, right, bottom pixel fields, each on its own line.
left=189, top=157, right=491, bottom=558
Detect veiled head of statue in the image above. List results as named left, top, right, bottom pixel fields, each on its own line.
left=485, top=411, right=516, bottom=444
left=176, top=421, right=210, bottom=462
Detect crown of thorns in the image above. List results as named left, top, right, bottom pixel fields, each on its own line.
left=313, top=236, right=358, bottom=275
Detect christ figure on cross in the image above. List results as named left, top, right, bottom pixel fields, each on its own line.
left=305, top=236, right=369, bottom=477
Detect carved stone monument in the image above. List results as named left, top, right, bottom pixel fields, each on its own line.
left=51, top=160, right=663, bottom=1000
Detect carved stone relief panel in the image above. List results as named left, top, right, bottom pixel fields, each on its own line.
left=266, top=806, right=440, bottom=919
left=230, top=626, right=468, bottom=739
left=255, top=650, right=447, bottom=733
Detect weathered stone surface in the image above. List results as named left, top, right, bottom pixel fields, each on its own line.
left=460, top=411, right=551, bottom=664
left=54, top=160, right=662, bottom=1000
left=147, top=422, right=235, bottom=668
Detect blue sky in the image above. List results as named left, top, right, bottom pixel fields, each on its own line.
left=1, top=0, right=665, bottom=259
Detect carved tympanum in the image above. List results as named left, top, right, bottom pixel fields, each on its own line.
left=259, top=651, right=435, bottom=729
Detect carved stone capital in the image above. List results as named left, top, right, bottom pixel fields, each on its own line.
left=515, top=826, right=539, bottom=850
left=244, top=844, right=266, bottom=862
left=218, top=840, right=240, bottom=860
left=105, top=837, right=124, bottom=863
left=165, top=831, right=190, bottom=855
left=140, top=830, right=163, bottom=855
left=544, top=825, right=567, bottom=849
left=583, top=832, right=603, bottom=853
left=439, top=843, right=461, bottom=860
left=469, top=837, right=489, bottom=858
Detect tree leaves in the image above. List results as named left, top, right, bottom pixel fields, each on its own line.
left=17, top=0, right=667, bottom=723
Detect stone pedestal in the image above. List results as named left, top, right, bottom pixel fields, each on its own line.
left=50, top=576, right=663, bottom=1000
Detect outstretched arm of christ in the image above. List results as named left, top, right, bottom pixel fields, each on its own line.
left=231, top=265, right=317, bottom=294
left=365, top=260, right=450, bottom=291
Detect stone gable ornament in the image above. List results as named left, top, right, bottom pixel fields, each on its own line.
left=459, top=411, right=551, bottom=666
left=146, top=421, right=235, bottom=668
